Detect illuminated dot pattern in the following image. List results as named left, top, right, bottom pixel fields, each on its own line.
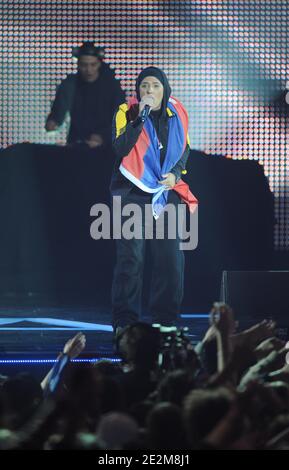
left=0, top=1, right=288, bottom=248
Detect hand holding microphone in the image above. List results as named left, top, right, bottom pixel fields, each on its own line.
left=139, top=95, right=155, bottom=122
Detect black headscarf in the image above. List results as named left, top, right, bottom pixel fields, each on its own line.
left=136, top=66, right=171, bottom=117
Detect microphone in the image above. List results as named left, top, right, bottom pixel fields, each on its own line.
left=140, top=104, right=152, bottom=122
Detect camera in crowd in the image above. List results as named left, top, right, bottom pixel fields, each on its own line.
left=152, top=324, right=198, bottom=372
left=117, top=321, right=200, bottom=374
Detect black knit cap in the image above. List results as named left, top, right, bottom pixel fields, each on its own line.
left=72, top=41, right=105, bottom=60
left=136, top=66, right=171, bottom=116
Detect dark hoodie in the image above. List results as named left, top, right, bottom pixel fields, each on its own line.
left=110, top=66, right=190, bottom=197
left=47, top=62, right=125, bottom=145
left=136, top=66, right=172, bottom=167
left=135, top=66, right=171, bottom=117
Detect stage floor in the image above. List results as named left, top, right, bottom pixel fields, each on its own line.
left=0, top=297, right=287, bottom=380
left=0, top=304, right=209, bottom=357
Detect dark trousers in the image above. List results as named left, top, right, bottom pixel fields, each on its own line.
left=111, top=189, right=185, bottom=328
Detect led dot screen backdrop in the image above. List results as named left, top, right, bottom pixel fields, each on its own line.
left=0, top=0, right=288, bottom=250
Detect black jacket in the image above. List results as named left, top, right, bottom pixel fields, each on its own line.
left=110, top=105, right=190, bottom=197
left=47, top=63, right=125, bottom=145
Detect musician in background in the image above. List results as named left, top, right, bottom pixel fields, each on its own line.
left=45, top=41, right=125, bottom=149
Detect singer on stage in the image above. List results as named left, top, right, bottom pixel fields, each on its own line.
left=110, top=66, right=197, bottom=335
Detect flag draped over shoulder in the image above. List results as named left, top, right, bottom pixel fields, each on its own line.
left=115, top=96, right=198, bottom=219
